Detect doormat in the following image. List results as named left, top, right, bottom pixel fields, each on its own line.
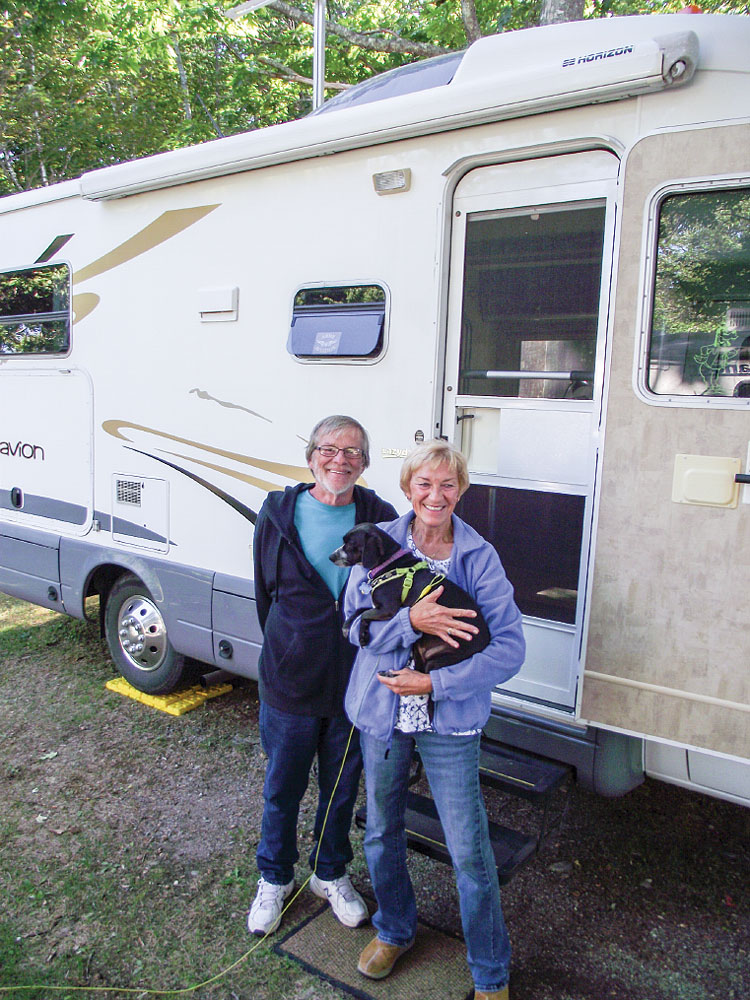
left=105, top=676, right=233, bottom=716
left=273, top=902, right=473, bottom=1000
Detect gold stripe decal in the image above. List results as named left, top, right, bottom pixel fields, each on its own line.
left=73, top=205, right=219, bottom=285
left=102, top=419, right=313, bottom=484
left=163, top=450, right=284, bottom=494
left=72, top=292, right=100, bottom=324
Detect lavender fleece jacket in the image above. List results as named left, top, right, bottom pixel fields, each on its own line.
left=343, top=512, right=526, bottom=741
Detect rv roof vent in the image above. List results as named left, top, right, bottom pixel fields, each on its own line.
left=311, top=50, right=464, bottom=116
left=116, top=480, right=142, bottom=506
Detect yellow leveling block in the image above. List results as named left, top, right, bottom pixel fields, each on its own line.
left=105, top=676, right=233, bottom=715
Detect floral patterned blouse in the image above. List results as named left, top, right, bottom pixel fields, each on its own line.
left=395, top=524, right=481, bottom=737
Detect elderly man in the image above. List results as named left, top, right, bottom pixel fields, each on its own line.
left=249, top=415, right=397, bottom=936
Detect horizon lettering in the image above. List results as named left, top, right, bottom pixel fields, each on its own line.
left=562, top=45, right=634, bottom=69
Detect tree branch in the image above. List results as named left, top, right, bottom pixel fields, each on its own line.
left=265, top=1, right=450, bottom=57
left=224, top=40, right=349, bottom=92
left=257, top=55, right=349, bottom=91
left=195, top=93, right=225, bottom=137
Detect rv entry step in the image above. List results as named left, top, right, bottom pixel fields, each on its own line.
left=402, top=790, right=537, bottom=886
left=355, top=739, right=572, bottom=884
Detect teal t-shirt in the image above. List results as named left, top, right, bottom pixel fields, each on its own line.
left=294, top=489, right=356, bottom=598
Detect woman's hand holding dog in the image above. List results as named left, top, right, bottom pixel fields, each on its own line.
left=408, top=587, right=479, bottom=649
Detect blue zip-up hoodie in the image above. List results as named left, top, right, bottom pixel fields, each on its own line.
left=253, top=482, right=397, bottom=716
left=344, top=512, right=525, bottom=740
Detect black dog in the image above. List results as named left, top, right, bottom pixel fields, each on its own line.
left=330, top=522, right=490, bottom=672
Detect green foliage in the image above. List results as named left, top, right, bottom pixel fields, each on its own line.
left=649, top=187, right=750, bottom=396
left=0, top=0, right=748, bottom=195
left=653, top=189, right=750, bottom=333
left=0, top=263, right=70, bottom=354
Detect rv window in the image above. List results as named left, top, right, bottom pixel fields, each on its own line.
left=458, top=204, right=605, bottom=400
left=288, top=284, right=386, bottom=360
left=647, top=187, right=750, bottom=399
left=456, top=484, right=585, bottom=625
left=0, top=263, right=70, bottom=355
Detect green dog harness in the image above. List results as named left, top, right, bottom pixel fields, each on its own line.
left=369, top=562, right=445, bottom=604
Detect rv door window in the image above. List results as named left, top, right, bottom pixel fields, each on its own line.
left=646, top=186, right=750, bottom=400
left=458, top=204, right=605, bottom=400
left=0, top=263, right=70, bottom=355
left=456, top=484, right=585, bottom=625
left=288, top=284, right=386, bottom=360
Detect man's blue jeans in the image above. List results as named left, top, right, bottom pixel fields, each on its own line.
left=257, top=702, right=362, bottom=885
left=360, top=728, right=511, bottom=992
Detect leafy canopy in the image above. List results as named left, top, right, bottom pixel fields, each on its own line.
left=0, top=0, right=747, bottom=194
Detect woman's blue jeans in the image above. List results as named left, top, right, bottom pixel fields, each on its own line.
left=360, top=728, right=510, bottom=992
left=257, top=702, right=362, bottom=884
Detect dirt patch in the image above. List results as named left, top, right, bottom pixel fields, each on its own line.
left=1, top=597, right=748, bottom=1000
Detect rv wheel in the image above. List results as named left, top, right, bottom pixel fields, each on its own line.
left=104, top=574, right=186, bottom=695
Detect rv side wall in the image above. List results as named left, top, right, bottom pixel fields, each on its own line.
left=0, top=13, right=748, bottom=803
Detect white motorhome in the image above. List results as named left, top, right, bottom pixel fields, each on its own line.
left=1, top=13, right=748, bottom=807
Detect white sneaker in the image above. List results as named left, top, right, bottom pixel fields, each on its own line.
left=247, top=877, right=294, bottom=937
left=310, top=873, right=369, bottom=928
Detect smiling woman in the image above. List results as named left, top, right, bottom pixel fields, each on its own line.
left=343, top=439, right=525, bottom=997
left=402, top=449, right=468, bottom=561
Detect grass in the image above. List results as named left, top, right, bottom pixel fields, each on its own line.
left=1, top=593, right=748, bottom=1000
left=0, top=594, right=341, bottom=1000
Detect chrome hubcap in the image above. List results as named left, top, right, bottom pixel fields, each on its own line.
left=117, top=595, right=167, bottom=672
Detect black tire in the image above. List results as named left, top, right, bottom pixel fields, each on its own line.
left=104, top=574, right=186, bottom=695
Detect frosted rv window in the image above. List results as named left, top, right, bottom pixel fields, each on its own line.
left=288, top=285, right=386, bottom=359
left=458, top=205, right=605, bottom=400
left=0, top=263, right=70, bottom=355
left=647, top=188, right=750, bottom=399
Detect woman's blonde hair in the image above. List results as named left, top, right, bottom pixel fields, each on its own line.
left=399, top=440, right=470, bottom=497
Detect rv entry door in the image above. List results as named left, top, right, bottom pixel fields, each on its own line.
left=443, top=151, right=618, bottom=713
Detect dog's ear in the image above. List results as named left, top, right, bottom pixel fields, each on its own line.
left=361, top=528, right=387, bottom=569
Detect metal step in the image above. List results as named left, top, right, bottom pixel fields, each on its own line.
left=478, top=741, right=572, bottom=801
left=404, top=791, right=537, bottom=886
left=355, top=741, right=572, bottom=885
left=355, top=790, right=538, bottom=886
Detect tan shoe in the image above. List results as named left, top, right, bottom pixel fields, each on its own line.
left=357, top=935, right=414, bottom=979
left=474, top=987, right=510, bottom=1000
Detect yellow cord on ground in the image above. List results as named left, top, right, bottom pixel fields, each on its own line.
left=0, top=724, right=359, bottom=998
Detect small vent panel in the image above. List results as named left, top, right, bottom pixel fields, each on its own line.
left=116, top=480, right=142, bottom=506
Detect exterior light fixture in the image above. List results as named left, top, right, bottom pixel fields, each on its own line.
left=372, top=169, right=412, bottom=195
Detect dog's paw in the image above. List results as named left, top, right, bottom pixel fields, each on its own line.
left=359, top=622, right=372, bottom=647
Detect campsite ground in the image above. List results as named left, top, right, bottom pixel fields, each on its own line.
left=0, top=593, right=748, bottom=1000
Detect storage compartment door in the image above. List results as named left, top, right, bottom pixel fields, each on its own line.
left=0, top=369, right=93, bottom=534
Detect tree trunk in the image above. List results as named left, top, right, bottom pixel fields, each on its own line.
left=460, top=0, right=483, bottom=45
left=170, top=34, right=192, bottom=120
left=0, top=144, right=23, bottom=192
left=539, top=0, right=585, bottom=26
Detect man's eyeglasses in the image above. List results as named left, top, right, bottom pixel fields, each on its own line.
left=314, top=445, right=364, bottom=459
